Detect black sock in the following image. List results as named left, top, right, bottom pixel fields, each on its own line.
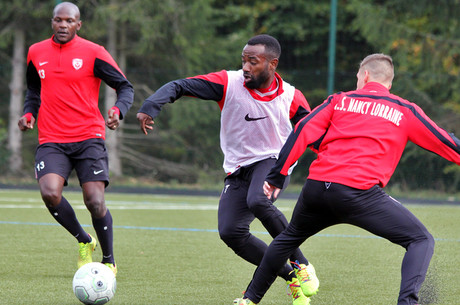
left=47, top=197, right=90, bottom=243
left=92, top=209, right=114, bottom=264
left=280, top=265, right=297, bottom=281
left=288, top=269, right=297, bottom=281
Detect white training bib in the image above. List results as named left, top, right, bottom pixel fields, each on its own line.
left=220, top=70, right=295, bottom=174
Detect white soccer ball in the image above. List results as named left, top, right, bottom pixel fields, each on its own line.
left=72, top=262, right=116, bottom=304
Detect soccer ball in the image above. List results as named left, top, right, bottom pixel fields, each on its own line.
left=72, top=262, right=116, bottom=304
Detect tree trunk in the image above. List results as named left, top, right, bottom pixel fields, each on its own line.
left=104, top=7, right=122, bottom=177
left=7, top=28, right=25, bottom=174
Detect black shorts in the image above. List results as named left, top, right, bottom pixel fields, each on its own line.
left=35, top=138, right=109, bottom=187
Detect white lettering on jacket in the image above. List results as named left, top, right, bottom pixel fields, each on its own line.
left=334, top=97, right=403, bottom=126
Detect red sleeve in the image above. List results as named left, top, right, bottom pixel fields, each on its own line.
left=407, top=103, right=460, bottom=164
left=289, top=89, right=311, bottom=125
left=290, top=89, right=311, bottom=117
left=283, top=97, right=333, bottom=173
left=192, top=70, right=228, bottom=109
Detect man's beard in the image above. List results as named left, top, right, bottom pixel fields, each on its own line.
left=245, top=70, right=270, bottom=89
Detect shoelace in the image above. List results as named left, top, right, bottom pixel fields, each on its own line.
left=287, top=280, right=302, bottom=299
left=291, top=260, right=311, bottom=282
left=78, top=242, right=89, bottom=259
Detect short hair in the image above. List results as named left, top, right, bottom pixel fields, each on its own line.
left=247, top=34, right=281, bottom=60
left=53, top=2, right=80, bottom=19
left=359, top=53, right=394, bottom=84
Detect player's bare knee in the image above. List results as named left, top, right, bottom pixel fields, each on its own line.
left=41, top=190, right=61, bottom=207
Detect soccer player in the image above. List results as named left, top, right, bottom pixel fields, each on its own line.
left=17, top=2, right=134, bottom=276
left=137, top=34, right=319, bottom=304
left=233, top=53, right=460, bottom=305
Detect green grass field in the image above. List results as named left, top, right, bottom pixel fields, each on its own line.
left=0, top=188, right=459, bottom=305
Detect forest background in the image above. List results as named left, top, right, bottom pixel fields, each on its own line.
left=0, top=0, right=459, bottom=196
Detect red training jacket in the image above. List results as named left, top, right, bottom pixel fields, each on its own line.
left=267, top=82, right=460, bottom=190
left=23, top=35, right=133, bottom=144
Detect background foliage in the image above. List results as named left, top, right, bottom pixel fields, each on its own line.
left=0, top=0, right=459, bottom=192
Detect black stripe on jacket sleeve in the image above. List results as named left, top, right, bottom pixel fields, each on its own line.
left=290, top=105, right=310, bottom=126
left=94, top=58, right=134, bottom=119
left=23, top=62, right=42, bottom=117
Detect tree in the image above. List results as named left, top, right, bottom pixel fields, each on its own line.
left=85, top=0, right=225, bottom=182
left=104, top=0, right=123, bottom=177
left=0, top=1, right=457, bottom=191
left=0, top=1, right=51, bottom=174
left=7, top=28, right=25, bottom=173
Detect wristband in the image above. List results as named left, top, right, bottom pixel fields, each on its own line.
left=109, top=106, right=120, bottom=116
left=24, top=113, right=32, bottom=123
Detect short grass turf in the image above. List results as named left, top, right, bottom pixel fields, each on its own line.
left=0, top=188, right=459, bottom=304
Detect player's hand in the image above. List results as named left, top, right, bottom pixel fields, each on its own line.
left=137, top=112, right=154, bottom=135
left=106, top=106, right=120, bottom=130
left=18, top=113, right=35, bottom=131
left=263, top=181, right=281, bottom=200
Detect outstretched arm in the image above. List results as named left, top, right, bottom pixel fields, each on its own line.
left=137, top=71, right=227, bottom=133
left=138, top=76, right=226, bottom=119
left=407, top=103, right=460, bottom=165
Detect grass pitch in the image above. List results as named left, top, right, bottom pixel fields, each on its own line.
left=0, top=188, right=459, bottom=304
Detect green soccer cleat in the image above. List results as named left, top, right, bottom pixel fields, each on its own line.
left=77, top=234, right=97, bottom=269
left=104, top=262, right=117, bottom=277
left=292, top=261, right=320, bottom=297
left=233, top=298, right=257, bottom=305
left=287, top=277, right=311, bottom=305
